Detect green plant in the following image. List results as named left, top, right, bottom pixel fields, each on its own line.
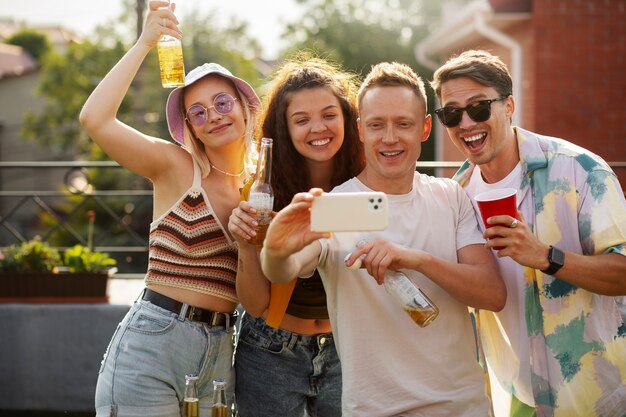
left=0, top=237, right=116, bottom=274
left=63, top=244, right=117, bottom=273
left=0, top=237, right=61, bottom=273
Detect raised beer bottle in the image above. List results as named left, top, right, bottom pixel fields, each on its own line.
left=157, top=0, right=185, bottom=88
left=247, top=137, right=274, bottom=249
left=182, top=374, right=199, bottom=417
left=211, top=379, right=228, bottom=417
left=384, top=270, right=439, bottom=327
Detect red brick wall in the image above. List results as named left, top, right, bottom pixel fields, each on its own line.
left=533, top=0, right=626, bottom=185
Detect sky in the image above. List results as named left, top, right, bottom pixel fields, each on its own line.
left=0, top=0, right=303, bottom=59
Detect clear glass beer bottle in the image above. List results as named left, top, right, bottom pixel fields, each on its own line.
left=383, top=270, right=439, bottom=327
left=247, top=137, right=274, bottom=249
left=157, top=0, right=185, bottom=88
left=182, top=374, right=199, bottom=417
left=211, top=379, right=228, bottom=417
left=345, top=241, right=439, bottom=327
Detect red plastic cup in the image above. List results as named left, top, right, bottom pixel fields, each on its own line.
left=474, top=188, right=518, bottom=250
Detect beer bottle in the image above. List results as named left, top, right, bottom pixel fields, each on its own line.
left=345, top=241, right=439, bottom=328
left=157, top=0, right=185, bottom=88
left=182, top=374, right=199, bottom=417
left=247, top=137, right=274, bottom=249
left=383, top=270, right=439, bottom=328
left=211, top=379, right=228, bottom=417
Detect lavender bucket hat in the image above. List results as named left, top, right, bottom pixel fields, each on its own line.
left=165, top=63, right=261, bottom=144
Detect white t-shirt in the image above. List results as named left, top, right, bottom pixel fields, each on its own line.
left=464, top=163, right=535, bottom=407
left=316, top=174, right=491, bottom=417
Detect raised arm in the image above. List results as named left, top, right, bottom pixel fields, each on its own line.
left=346, top=240, right=506, bottom=311
left=260, top=190, right=329, bottom=284
left=79, top=1, right=183, bottom=179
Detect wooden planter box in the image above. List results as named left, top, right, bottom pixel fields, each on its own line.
left=0, top=272, right=109, bottom=303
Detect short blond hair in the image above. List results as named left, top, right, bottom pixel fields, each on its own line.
left=358, top=62, right=427, bottom=110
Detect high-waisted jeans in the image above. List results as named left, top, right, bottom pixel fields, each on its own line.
left=234, top=313, right=342, bottom=417
left=95, top=297, right=235, bottom=417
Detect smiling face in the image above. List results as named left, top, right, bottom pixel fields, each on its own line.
left=439, top=77, right=518, bottom=181
left=183, top=75, right=246, bottom=150
left=285, top=87, right=345, bottom=167
left=357, top=85, right=431, bottom=194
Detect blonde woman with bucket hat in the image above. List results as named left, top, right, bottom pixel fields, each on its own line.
left=79, top=1, right=259, bottom=415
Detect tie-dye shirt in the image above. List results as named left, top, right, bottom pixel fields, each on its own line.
left=454, top=127, right=626, bottom=417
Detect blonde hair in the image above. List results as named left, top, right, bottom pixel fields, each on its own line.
left=358, top=62, right=427, bottom=110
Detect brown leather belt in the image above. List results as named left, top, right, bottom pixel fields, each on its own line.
left=142, top=288, right=237, bottom=328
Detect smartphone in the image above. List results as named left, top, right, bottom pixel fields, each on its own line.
left=310, top=192, right=388, bottom=232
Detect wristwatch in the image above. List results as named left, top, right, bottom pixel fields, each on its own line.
left=541, top=246, right=565, bottom=275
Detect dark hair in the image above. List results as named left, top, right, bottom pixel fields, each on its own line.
left=431, top=50, right=513, bottom=100
left=260, top=56, right=365, bottom=210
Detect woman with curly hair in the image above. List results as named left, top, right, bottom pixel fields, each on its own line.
left=228, top=56, right=364, bottom=417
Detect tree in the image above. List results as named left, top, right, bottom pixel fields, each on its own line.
left=6, top=29, right=51, bottom=62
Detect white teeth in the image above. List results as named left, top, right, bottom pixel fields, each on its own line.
left=310, top=138, right=331, bottom=146
left=382, top=151, right=402, bottom=156
left=464, top=133, right=484, bottom=143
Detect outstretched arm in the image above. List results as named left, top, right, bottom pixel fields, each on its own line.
left=260, top=189, right=329, bottom=284
left=345, top=239, right=506, bottom=311
left=79, top=1, right=183, bottom=179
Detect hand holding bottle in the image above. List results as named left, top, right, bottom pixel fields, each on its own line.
left=344, top=240, right=439, bottom=327
left=140, top=1, right=182, bottom=48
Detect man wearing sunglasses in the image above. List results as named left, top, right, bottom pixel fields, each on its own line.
left=431, top=49, right=626, bottom=417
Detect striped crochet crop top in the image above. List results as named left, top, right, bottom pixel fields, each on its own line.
left=145, top=161, right=238, bottom=303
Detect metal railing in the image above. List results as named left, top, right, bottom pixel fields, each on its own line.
left=1, top=160, right=625, bottom=276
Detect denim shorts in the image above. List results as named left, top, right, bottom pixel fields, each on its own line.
left=234, top=313, right=342, bottom=417
left=95, top=297, right=235, bottom=417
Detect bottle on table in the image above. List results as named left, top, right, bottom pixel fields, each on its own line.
left=157, top=0, right=185, bottom=88
left=211, top=379, right=228, bottom=417
left=246, top=137, right=274, bottom=249
left=182, top=374, right=199, bottom=417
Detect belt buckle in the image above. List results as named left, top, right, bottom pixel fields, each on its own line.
left=187, top=306, right=198, bottom=321
left=211, top=312, right=229, bottom=328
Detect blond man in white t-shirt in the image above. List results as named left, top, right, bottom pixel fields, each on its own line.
left=258, top=62, right=506, bottom=416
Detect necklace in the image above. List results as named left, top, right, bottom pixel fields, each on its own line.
left=210, top=163, right=244, bottom=177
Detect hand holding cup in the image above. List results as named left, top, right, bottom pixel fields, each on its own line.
left=474, top=188, right=520, bottom=250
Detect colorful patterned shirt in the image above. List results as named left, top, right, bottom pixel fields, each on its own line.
left=454, top=127, right=626, bottom=417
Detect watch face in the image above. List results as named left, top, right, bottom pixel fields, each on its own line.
left=551, top=247, right=565, bottom=267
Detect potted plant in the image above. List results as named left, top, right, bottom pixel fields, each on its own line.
left=0, top=237, right=117, bottom=303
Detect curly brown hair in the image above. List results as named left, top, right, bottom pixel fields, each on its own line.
left=259, top=55, right=365, bottom=210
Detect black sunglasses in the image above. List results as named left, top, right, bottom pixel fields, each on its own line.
left=434, top=96, right=509, bottom=128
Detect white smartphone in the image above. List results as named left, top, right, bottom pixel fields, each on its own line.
left=310, top=192, right=388, bottom=232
